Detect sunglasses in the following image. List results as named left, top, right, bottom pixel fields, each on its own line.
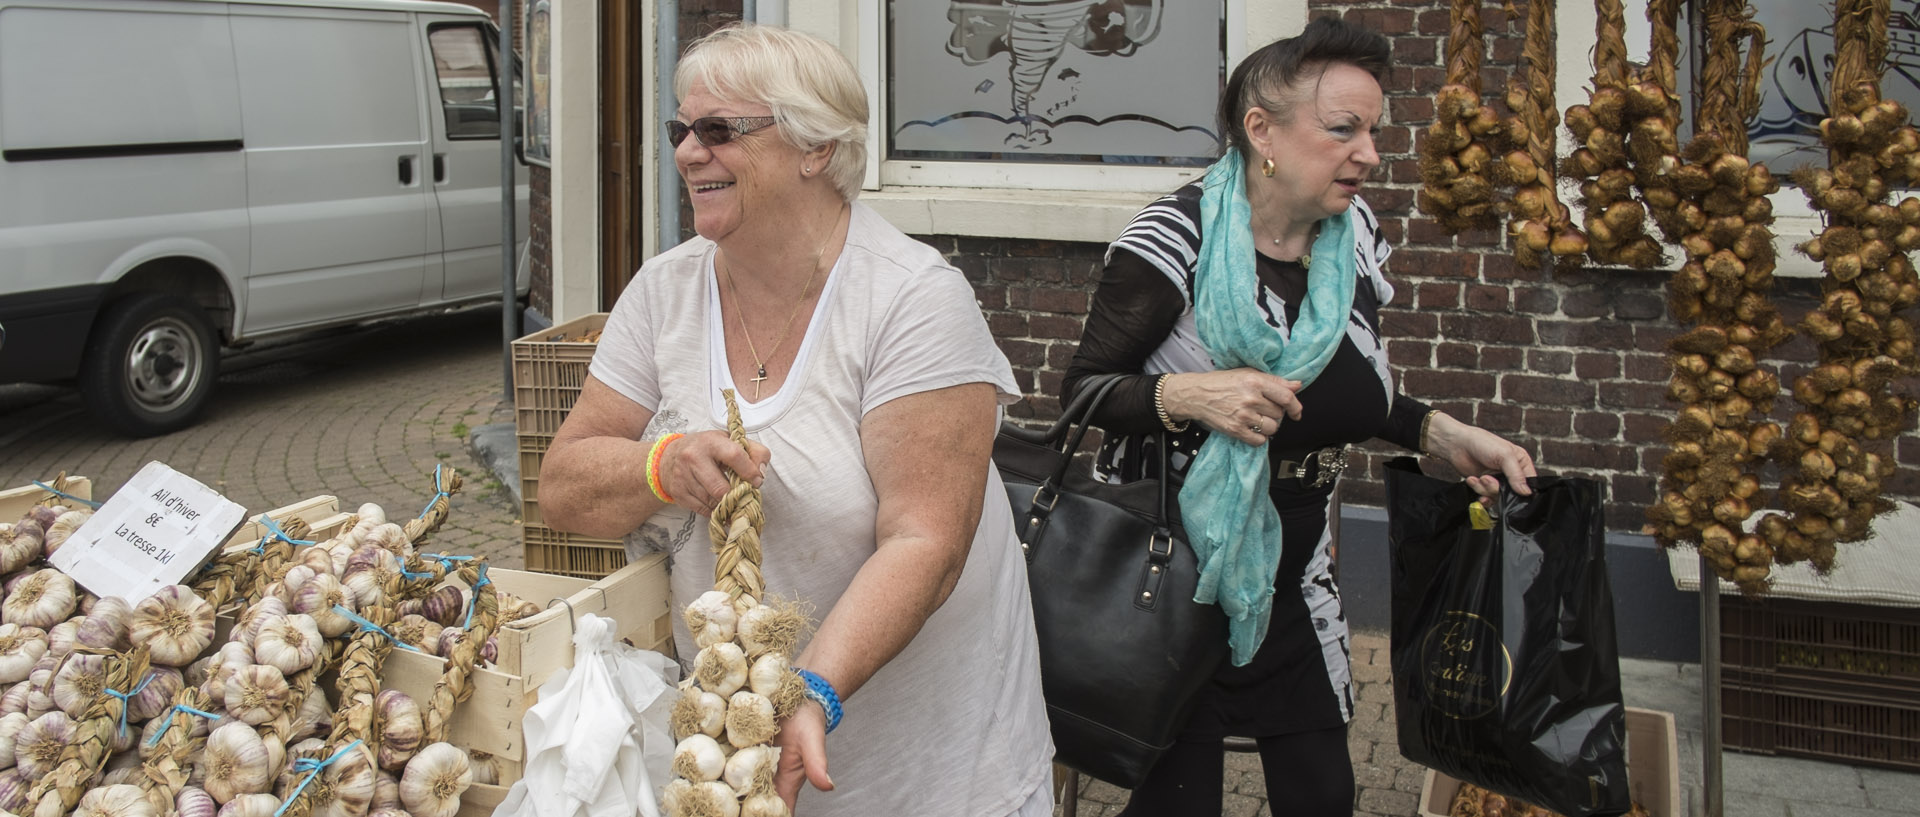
left=666, top=116, right=778, bottom=148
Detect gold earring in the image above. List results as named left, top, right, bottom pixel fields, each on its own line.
left=1262, top=157, right=1276, bottom=177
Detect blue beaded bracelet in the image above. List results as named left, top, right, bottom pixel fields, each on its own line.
left=792, top=668, right=843, bottom=734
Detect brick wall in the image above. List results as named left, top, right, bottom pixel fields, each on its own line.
left=943, top=0, right=1918, bottom=532
left=562, top=0, right=1920, bottom=533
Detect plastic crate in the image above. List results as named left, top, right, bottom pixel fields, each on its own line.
left=1723, top=675, right=1920, bottom=771
left=511, top=313, right=608, bottom=438
left=523, top=522, right=628, bottom=579
left=1720, top=596, right=1920, bottom=770
left=1721, top=596, right=1920, bottom=691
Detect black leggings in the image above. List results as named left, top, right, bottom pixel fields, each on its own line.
left=1114, top=724, right=1353, bottom=817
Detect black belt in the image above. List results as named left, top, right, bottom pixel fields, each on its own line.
left=1271, top=445, right=1349, bottom=488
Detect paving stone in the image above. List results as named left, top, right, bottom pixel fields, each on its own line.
left=1861, top=766, right=1920, bottom=814
left=1222, top=792, right=1262, bottom=817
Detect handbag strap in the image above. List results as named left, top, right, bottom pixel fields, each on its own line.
left=1006, top=373, right=1178, bottom=549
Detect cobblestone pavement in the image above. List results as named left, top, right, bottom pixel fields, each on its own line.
left=0, top=308, right=525, bottom=567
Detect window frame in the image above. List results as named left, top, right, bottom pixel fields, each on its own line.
left=786, top=0, right=1302, bottom=241
left=426, top=21, right=506, bottom=142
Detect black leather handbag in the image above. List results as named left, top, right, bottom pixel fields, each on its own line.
left=995, top=374, right=1230, bottom=788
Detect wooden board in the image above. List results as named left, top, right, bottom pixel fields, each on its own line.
left=0, top=477, right=92, bottom=521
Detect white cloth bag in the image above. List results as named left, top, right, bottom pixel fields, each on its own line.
left=492, top=613, right=679, bottom=817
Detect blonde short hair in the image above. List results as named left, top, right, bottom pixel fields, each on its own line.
left=677, top=24, right=868, bottom=200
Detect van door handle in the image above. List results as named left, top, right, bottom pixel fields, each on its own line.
left=398, top=155, right=415, bottom=186
left=433, top=154, right=447, bottom=183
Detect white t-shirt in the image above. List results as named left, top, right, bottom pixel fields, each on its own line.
left=589, top=203, right=1054, bottom=817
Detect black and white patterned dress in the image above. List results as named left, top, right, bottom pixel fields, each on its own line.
left=1064, top=182, right=1430, bottom=738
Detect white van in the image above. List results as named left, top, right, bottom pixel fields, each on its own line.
left=0, top=0, right=530, bottom=436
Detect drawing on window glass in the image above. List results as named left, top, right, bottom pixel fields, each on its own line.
left=1744, top=1, right=1920, bottom=168
left=890, top=0, right=1222, bottom=166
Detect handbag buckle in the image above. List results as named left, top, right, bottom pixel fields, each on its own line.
left=1276, top=445, right=1349, bottom=488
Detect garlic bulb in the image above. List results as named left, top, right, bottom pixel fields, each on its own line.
left=0, top=768, right=27, bottom=814
left=287, top=684, right=333, bottom=743
left=224, top=664, right=291, bottom=726
left=177, top=787, right=217, bottom=817
left=398, top=742, right=472, bottom=817
left=359, top=523, right=408, bottom=555
left=42, top=511, right=90, bottom=556
left=340, top=571, right=386, bottom=612
left=2, top=569, right=76, bottom=629
left=694, top=643, right=749, bottom=698
left=297, top=546, right=336, bottom=578
left=724, top=691, right=777, bottom=748
left=374, top=690, right=422, bottom=772
left=369, top=771, right=400, bottom=811
left=723, top=745, right=778, bottom=797
left=44, top=619, right=78, bottom=663
left=14, top=710, right=76, bottom=778
left=495, top=591, right=541, bottom=624
left=671, top=686, right=727, bottom=741
left=388, top=616, right=441, bottom=654
left=253, top=614, right=322, bottom=674
left=290, top=574, right=358, bottom=638
left=0, top=680, right=27, bottom=716
left=233, top=598, right=288, bottom=647
left=22, top=667, right=54, bottom=719
left=199, top=641, right=253, bottom=703
left=685, top=590, right=739, bottom=649
left=127, top=666, right=183, bottom=722
left=433, top=630, right=497, bottom=664
left=0, top=712, right=25, bottom=770
left=679, top=781, right=741, bottom=817
left=51, top=652, right=108, bottom=718
left=275, top=566, right=317, bottom=607
left=128, top=585, right=216, bottom=666
left=734, top=603, right=801, bottom=659
left=312, top=741, right=377, bottom=817
left=204, top=722, right=275, bottom=803
left=76, top=596, right=131, bottom=651
left=740, top=794, right=790, bottom=817
left=74, top=783, right=159, bottom=817
left=0, top=624, right=47, bottom=685
left=216, top=794, right=281, bottom=817
left=357, top=504, right=388, bottom=526
left=671, top=734, right=726, bottom=783
left=461, top=750, right=496, bottom=786
left=343, top=546, right=397, bottom=579
left=397, top=586, right=464, bottom=628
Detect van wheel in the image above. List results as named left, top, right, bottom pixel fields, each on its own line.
left=80, top=292, right=219, bottom=437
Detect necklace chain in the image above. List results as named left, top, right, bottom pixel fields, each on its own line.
left=720, top=205, right=846, bottom=400
left=1252, top=204, right=1321, bottom=266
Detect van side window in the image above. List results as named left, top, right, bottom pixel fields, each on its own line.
left=428, top=26, right=501, bottom=139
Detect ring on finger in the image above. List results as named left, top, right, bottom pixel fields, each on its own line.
left=1248, top=420, right=1265, bottom=435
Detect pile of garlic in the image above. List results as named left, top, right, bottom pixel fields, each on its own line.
left=661, top=591, right=808, bottom=817
left=0, top=481, right=532, bottom=817
left=1562, top=0, right=1663, bottom=269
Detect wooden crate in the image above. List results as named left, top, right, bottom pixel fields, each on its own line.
left=0, top=477, right=93, bottom=520
left=381, top=552, right=674, bottom=791
left=1418, top=708, right=1681, bottom=817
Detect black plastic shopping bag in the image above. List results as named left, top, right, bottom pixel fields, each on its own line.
left=1384, top=457, right=1630, bottom=817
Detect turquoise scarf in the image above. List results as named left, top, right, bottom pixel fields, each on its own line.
left=1180, top=150, right=1359, bottom=666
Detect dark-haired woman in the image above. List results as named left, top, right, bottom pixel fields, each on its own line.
left=1063, top=18, right=1535, bottom=816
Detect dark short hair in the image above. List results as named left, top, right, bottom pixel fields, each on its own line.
left=1219, top=17, right=1391, bottom=156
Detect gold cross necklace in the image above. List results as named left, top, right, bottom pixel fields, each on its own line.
left=719, top=205, right=846, bottom=400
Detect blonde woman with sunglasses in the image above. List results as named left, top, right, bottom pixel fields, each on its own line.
left=539, top=23, right=1054, bottom=817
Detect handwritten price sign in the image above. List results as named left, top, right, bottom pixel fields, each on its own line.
left=53, top=461, right=247, bottom=602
